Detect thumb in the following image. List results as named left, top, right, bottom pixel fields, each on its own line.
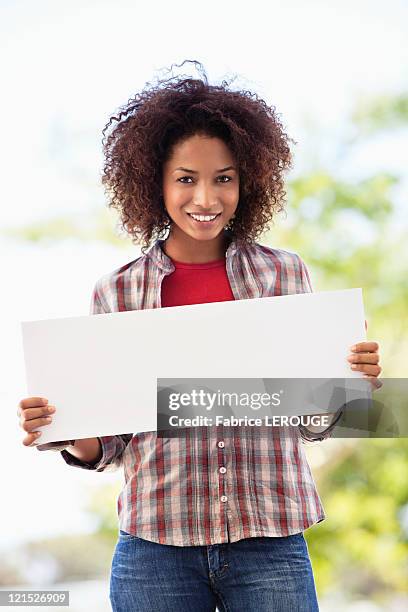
left=36, top=440, right=75, bottom=452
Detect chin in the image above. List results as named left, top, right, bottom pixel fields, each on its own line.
left=186, top=228, right=224, bottom=241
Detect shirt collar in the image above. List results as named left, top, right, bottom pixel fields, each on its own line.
left=146, top=230, right=239, bottom=272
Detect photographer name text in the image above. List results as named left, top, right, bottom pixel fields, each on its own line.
left=167, top=415, right=331, bottom=427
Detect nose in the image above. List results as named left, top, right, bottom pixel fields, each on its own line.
left=192, top=182, right=219, bottom=210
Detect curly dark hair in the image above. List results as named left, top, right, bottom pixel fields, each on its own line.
left=102, top=60, right=295, bottom=253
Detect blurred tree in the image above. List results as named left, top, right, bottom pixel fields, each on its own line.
left=351, top=92, right=408, bottom=135
left=23, top=533, right=114, bottom=581
left=2, top=208, right=131, bottom=248
left=308, top=438, right=408, bottom=599
left=85, top=481, right=123, bottom=541
left=263, top=168, right=407, bottom=375
left=4, top=90, right=407, bottom=603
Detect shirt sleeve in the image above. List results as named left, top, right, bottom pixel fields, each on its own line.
left=59, top=280, right=133, bottom=471
left=296, top=254, right=313, bottom=293
left=60, top=434, right=133, bottom=472
left=295, top=255, right=340, bottom=443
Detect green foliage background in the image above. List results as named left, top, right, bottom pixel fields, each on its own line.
left=5, top=92, right=407, bottom=603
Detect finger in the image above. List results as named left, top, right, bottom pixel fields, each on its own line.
left=365, top=319, right=368, bottom=331
left=19, top=397, right=48, bottom=411
left=21, top=405, right=56, bottom=422
left=350, top=364, right=382, bottom=376
left=22, top=431, right=43, bottom=447
left=21, top=415, right=53, bottom=433
left=347, top=353, right=380, bottom=365
left=350, top=342, right=379, bottom=353
left=363, top=375, right=383, bottom=391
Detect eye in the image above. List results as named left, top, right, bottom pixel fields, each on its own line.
left=177, top=176, right=194, bottom=184
left=218, top=175, right=232, bottom=183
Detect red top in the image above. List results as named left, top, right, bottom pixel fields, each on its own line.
left=161, top=257, right=235, bottom=307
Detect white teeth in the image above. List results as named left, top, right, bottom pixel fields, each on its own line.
left=188, top=213, right=219, bottom=222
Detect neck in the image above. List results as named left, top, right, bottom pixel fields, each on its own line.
left=163, top=227, right=231, bottom=263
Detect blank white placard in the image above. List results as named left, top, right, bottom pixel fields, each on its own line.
left=20, top=288, right=366, bottom=443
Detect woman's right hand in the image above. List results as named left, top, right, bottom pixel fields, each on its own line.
left=18, top=397, right=56, bottom=447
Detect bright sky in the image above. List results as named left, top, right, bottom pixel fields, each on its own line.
left=1, top=0, right=407, bottom=226
left=1, top=0, right=407, bottom=553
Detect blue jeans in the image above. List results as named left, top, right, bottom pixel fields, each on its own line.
left=109, top=530, right=319, bottom=611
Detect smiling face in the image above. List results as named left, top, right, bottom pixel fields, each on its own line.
left=161, top=133, right=240, bottom=261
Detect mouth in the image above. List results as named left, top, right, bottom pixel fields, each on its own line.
left=186, top=212, right=222, bottom=226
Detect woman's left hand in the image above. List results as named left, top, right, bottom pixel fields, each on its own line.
left=347, top=320, right=382, bottom=390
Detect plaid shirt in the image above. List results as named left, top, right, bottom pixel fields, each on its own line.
left=61, top=236, right=330, bottom=546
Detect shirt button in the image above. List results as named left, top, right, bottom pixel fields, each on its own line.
left=217, top=441, right=225, bottom=448
left=220, top=495, right=228, bottom=502
left=219, top=467, right=227, bottom=474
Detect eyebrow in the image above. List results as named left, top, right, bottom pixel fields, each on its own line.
left=173, top=166, right=236, bottom=174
